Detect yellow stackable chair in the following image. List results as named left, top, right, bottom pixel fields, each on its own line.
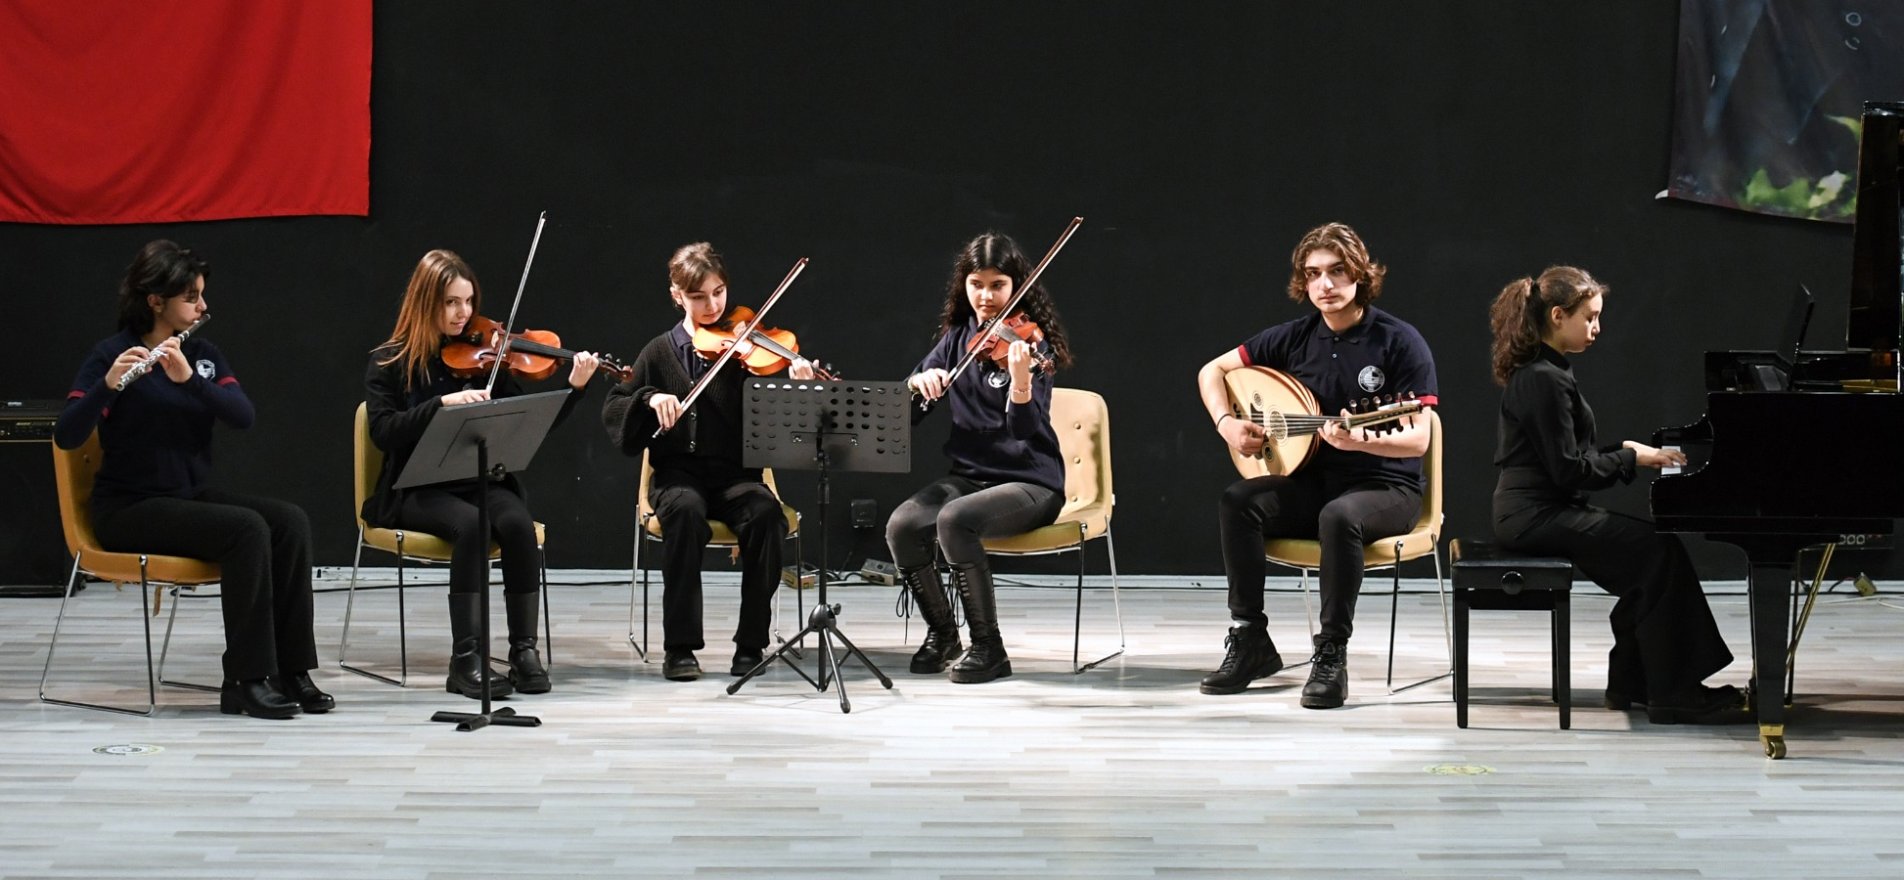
left=975, top=387, right=1124, bottom=673
left=39, top=431, right=223, bottom=716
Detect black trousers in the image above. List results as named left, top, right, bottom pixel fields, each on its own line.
left=885, top=475, right=1064, bottom=571
left=395, top=482, right=541, bottom=597
left=1495, top=499, right=1733, bottom=700
left=649, top=468, right=786, bottom=652
left=92, top=489, right=317, bottom=682
left=1218, top=470, right=1421, bottom=643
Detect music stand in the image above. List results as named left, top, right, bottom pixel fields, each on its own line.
left=395, top=389, right=568, bottom=732
left=727, top=379, right=910, bottom=712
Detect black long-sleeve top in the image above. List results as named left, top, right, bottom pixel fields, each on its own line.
left=55, top=329, right=255, bottom=511
left=361, top=343, right=588, bottom=526
left=599, top=328, right=759, bottom=482
left=1493, top=344, right=1638, bottom=522
left=910, top=318, right=1065, bottom=493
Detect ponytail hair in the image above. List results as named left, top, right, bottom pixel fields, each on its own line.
left=1487, top=265, right=1606, bottom=385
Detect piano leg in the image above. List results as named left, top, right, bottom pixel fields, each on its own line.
left=1744, top=557, right=1791, bottom=759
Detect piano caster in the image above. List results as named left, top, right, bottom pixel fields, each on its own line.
left=1760, top=724, right=1786, bottom=760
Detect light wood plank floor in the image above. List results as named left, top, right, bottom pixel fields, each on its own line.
left=3, top=575, right=1902, bottom=879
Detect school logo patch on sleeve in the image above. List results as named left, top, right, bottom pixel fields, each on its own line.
left=196, top=359, right=216, bottom=379
left=1357, top=365, right=1385, bottom=392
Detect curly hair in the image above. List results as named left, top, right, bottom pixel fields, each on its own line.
left=935, top=231, right=1074, bottom=370
left=1487, top=265, right=1606, bottom=385
left=1285, top=222, right=1384, bottom=306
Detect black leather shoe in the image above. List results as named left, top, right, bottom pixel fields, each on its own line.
left=1647, top=684, right=1747, bottom=724
left=1199, top=625, right=1283, bottom=695
left=273, top=672, right=334, bottom=714
left=730, top=646, right=765, bottom=676
left=1299, top=638, right=1348, bottom=709
left=220, top=679, right=300, bottom=719
left=664, top=650, right=702, bottom=681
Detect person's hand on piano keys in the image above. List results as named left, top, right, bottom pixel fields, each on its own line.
left=1623, top=440, right=1687, bottom=469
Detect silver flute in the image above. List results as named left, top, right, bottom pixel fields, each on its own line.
left=116, top=314, right=211, bottom=390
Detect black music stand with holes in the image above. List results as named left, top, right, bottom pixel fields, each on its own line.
left=396, top=389, right=568, bottom=732
left=727, top=379, right=911, bottom=713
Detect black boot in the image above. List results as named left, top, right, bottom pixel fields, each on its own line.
left=505, top=592, right=551, bottom=694
left=1300, top=636, right=1348, bottom=709
left=446, top=594, right=513, bottom=700
left=1199, top=624, right=1283, bottom=695
left=901, top=564, right=963, bottom=674
left=947, top=562, right=1011, bottom=684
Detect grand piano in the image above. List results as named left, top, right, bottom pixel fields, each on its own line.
left=1652, top=101, right=1904, bottom=759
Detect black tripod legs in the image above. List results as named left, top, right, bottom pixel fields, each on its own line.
left=727, top=603, right=892, bottom=713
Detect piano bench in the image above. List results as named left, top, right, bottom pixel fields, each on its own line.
left=1450, top=539, right=1575, bottom=730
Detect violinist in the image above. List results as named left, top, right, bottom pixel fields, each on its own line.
left=363, top=249, right=600, bottom=700
left=601, top=242, right=815, bottom=682
left=891, top=231, right=1074, bottom=684
left=1193, top=222, right=1437, bottom=708
left=55, top=240, right=328, bottom=719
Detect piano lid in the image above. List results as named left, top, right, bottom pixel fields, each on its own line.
left=1847, top=101, right=1902, bottom=365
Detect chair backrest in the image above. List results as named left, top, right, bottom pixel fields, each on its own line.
left=1049, top=388, right=1113, bottom=520
left=354, top=402, right=380, bottom=530
left=50, top=431, right=104, bottom=558
left=636, top=448, right=782, bottom=521
left=1416, top=408, right=1443, bottom=536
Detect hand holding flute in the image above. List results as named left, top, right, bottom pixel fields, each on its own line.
left=111, top=314, right=210, bottom=390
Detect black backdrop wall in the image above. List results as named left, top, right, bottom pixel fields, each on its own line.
left=4, top=2, right=1886, bottom=581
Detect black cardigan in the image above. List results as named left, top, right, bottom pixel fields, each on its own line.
left=362, top=345, right=587, bottom=527
left=601, top=330, right=757, bottom=479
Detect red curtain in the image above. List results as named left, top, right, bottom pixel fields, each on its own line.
left=0, top=0, right=371, bottom=225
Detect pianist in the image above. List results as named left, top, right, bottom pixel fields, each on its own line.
left=1486, top=266, right=1744, bottom=725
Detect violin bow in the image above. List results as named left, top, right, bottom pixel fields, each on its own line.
left=935, top=215, right=1083, bottom=397
left=655, top=257, right=810, bottom=438
left=484, top=211, right=550, bottom=396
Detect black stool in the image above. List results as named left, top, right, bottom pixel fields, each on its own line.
left=1451, top=539, right=1575, bottom=729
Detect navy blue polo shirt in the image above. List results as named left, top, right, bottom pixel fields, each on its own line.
left=1237, top=305, right=1438, bottom=490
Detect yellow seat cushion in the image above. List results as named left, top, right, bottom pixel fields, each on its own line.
left=642, top=504, right=799, bottom=544
left=362, top=522, right=547, bottom=561
left=982, top=502, right=1110, bottom=554
left=78, top=550, right=220, bottom=587
left=1264, top=523, right=1439, bottom=570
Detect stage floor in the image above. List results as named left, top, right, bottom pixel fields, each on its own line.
left=3, top=575, right=1902, bottom=879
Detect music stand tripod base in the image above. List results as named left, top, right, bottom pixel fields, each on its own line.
left=727, top=379, right=911, bottom=713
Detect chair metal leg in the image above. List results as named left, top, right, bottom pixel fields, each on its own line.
left=1073, top=525, right=1125, bottom=674
left=539, top=543, right=553, bottom=666
left=628, top=522, right=651, bottom=660
left=340, top=530, right=406, bottom=686
left=338, top=529, right=366, bottom=670
left=1387, top=541, right=1454, bottom=695
left=155, top=585, right=216, bottom=693
left=39, top=552, right=161, bottom=717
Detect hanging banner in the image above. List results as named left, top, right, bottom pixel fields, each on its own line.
left=0, top=0, right=371, bottom=225
left=1667, top=1, right=1902, bottom=222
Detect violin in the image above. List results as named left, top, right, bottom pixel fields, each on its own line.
left=442, top=315, right=633, bottom=383
left=692, top=305, right=838, bottom=379
left=966, top=312, right=1054, bottom=375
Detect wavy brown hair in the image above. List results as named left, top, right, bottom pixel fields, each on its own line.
left=935, top=231, right=1074, bottom=370
left=375, top=249, right=482, bottom=389
left=1285, top=222, right=1384, bottom=306
left=1487, top=265, right=1606, bottom=385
